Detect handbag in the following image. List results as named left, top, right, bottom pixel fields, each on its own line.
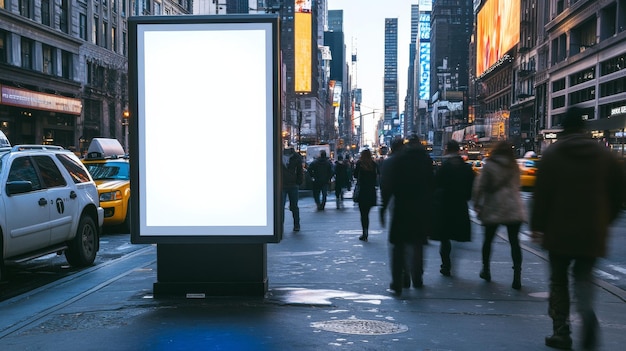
left=352, top=178, right=360, bottom=203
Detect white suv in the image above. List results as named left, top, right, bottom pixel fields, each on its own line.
left=0, top=145, right=104, bottom=281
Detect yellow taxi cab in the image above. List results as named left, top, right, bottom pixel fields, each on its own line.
left=82, top=138, right=131, bottom=231
left=516, top=153, right=540, bottom=189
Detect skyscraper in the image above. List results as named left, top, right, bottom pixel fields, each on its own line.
left=384, top=18, right=399, bottom=144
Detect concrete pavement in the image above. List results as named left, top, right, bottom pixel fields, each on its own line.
left=1, top=192, right=625, bottom=351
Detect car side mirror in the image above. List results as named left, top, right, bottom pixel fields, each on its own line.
left=6, top=181, right=34, bottom=196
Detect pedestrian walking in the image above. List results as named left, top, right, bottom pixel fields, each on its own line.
left=472, top=140, right=525, bottom=289
left=353, top=148, right=379, bottom=241
left=530, top=107, right=626, bottom=350
left=431, top=140, right=475, bottom=277
left=380, top=134, right=434, bottom=296
left=308, top=150, right=333, bottom=210
left=282, top=144, right=304, bottom=232
left=333, top=155, right=350, bottom=209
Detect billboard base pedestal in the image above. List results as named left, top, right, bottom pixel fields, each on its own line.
left=153, top=243, right=267, bottom=298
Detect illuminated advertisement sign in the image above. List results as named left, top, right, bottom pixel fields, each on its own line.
left=332, top=81, right=342, bottom=108
left=128, top=15, right=281, bottom=244
left=419, top=13, right=430, bottom=40
left=0, top=85, right=82, bottom=115
left=419, top=44, right=430, bottom=100
left=418, top=0, right=432, bottom=12
left=476, top=0, right=520, bottom=77
left=295, top=12, right=312, bottom=93
left=418, top=11, right=430, bottom=100
left=295, top=0, right=312, bottom=13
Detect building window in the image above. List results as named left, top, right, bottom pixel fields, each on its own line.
left=20, top=37, right=34, bottom=70
left=569, top=87, right=596, bottom=104
left=111, top=0, right=117, bottom=12
left=79, top=13, right=88, bottom=41
left=42, top=44, right=56, bottom=75
left=41, top=0, right=51, bottom=26
left=61, top=50, right=72, bottom=79
left=121, top=0, right=126, bottom=17
left=111, top=26, right=117, bottom=53
left=601, top=54, right=626, bottom=76
left=102, top=21, right=108, bottom=48
left=569, top=67, right=595, bottom=87
left=0, top=30, right=7, bottom=64
left=19, top=0, right=33, bottom=18
left=552, top=95, right=565, bottom=109
left=552, top=78, right=566, bottom=92
left=154, top=1, right=161, bottom=15
left=93, top=16, right=99, bottom=45
left=600, top=77, right=626, bottom=97
left=60, top=0, right=69, bottom=34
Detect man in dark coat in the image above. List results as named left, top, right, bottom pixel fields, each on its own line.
left=282, top=145, right=304, bottom=231
left=333, top=155, right=350, bottom=209
left=531, top=107, right=626, bottom=350
left=308, top=150, right=334, bottom=210
left=432, top=140, right=475, bottom=277
left=380, top=134, right=434, bottom=296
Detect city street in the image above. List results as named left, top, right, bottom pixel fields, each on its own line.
left=0, top=190, right=625, bottom=350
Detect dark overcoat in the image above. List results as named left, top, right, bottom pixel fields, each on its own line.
left=530, top=133, right=626, bottom=257
left=431, top=154, right=475, bottom=242
left=380, top=145, right=435, bottom=245
left=353, top=161, right=378, bottom=207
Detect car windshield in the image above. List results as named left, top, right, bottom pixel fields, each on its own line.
left=86, top=162, right=129, bottom=180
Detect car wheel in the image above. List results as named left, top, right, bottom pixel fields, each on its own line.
left=65, top=215, right=98, bottom=267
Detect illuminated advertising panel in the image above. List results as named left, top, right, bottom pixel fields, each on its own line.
left=418, top=0, right=432, bottom=12
left=295, top=12, right=312, bottom=93
left=419, top=43, right=430, bottom=100
left=418, top=11, right=431, bottom=100
left=295, top=0, right=312, bottom=13
left=332, top=81, right=342, bottom=108
left=476, top=0, right=520, bottom=77
left=0, top=85, right=82, bottom=115
left=128, top=15, right=281, bottom=244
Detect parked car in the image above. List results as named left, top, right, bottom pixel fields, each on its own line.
left=82, top=138, right=130, bottom=231
left=517, top=157, right=541, bottom=189
left=0, top=145, right=104, bottom=281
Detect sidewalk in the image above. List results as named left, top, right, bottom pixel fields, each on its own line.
left=1, top=193, right=625, bottom=351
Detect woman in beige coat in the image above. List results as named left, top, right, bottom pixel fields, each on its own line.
left=473, top=141, right=526, bottom=289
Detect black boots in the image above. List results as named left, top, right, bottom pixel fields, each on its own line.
left=512, top=267, right=522, bottom=290
left=479, top=265, right=491, bottom=282
left=545, top=324, right=572, bottom=350
left=359, top=229, right=368, bottom=242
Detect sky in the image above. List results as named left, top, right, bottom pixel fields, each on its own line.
left=327, top=0, right=415, bottom=144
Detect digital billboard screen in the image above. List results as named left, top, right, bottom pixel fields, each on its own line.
left=476, top=0, right=520, bottom=77
left=128, top=15, right=281, bottom=244
left=295, top=12, right=312, bottom=93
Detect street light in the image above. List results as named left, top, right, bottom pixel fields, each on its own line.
left=357, top=108, right=379, bottom=149
left=122, top=109, right=129, bottom=153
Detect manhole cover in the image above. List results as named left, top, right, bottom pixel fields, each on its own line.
left=311, top=319, right=408, bottom=335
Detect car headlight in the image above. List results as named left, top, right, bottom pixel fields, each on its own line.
left=100, top=190, right=122, bottom=202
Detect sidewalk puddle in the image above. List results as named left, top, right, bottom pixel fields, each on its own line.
left=274, top=287, right=391, bottom=306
